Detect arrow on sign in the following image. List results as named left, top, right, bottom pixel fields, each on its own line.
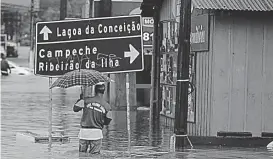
left=124, top=44, right=140, bottom=64
left=39, top=25, right=52, bottom=40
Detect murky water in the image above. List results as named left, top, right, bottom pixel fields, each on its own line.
left=1, top=47, right=273, bottom=158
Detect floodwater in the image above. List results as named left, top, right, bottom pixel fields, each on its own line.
left=1, top=47, right=273, bottom=158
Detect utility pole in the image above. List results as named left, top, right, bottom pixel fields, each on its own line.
left=148, top=4, right=161, bottom=147
left=174, top=0, right=191, bottom=148
left=81, top=0, right=92, bottom=98
left=15, top=11, right=19, bottom=49
left=29, top=0, right=34, bottom=68
left=97, top=0, right=111, bottom=102
left=150, top=6, right=161, bottom=121
left=98, top=0, right=111, bottom=17
left=60, top=0, right=67, bottom=20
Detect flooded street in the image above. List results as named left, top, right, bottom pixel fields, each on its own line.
left=1, top=47, right=273, bottom=158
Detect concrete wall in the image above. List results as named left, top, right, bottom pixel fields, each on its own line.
left=109, top=73, right=137, bottom=108
left=211, top=12, right=273, bottom=137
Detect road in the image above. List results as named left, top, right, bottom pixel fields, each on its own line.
left=7, top=46, right=31, bottom=67
left=1, top=46, right=273, bottom=158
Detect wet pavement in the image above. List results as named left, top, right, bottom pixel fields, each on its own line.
left=1, top=47, right=273, bottom=158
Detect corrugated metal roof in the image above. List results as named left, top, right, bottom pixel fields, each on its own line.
left=192, top=0, right=273, bottom=11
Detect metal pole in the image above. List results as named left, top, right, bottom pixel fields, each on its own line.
left=15, top=11, right=19, bottom=51
left=149, top=43, right=155, bottom=145
left=60, top=0, right=67, bottom=20
left=99, top=0, right=111, bottom=17
left=81, top=0, right=91, bottom=101
left=149, top=6, right=159, bottom=141
left=174, top=0, right=191, bottom=148
left=29, top=0, right=34, bottom=68
left=90, top=0, right=95, bottom=17
left=150, top=5, right=160, bottom=121
left=126, top=73, right=131, bottom=155
left=155, top=17, right=161, bottom=120
left=149, top=37, right=155, bottom=122
left=49, top=77, right=53, bottom=147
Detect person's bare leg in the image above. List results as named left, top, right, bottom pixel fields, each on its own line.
left=89, top=139, right=102, bottom=154
left=79, top=139, right=88, bottom=152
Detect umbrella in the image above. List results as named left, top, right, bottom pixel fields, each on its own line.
left=50, top=69, right=111, bottom=89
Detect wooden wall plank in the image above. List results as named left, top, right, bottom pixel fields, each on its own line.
left=229, top=16, right=247, bottom=132
left=245, top=17, right=263, bottom=137
left=263, top=19, right=273, bottom=133
left=211, top=15, right=231, bottom=135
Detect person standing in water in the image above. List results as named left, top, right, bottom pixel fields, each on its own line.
left=1, top=53, right=11, bottom=76
left=73, top=84, right=112, bottom=154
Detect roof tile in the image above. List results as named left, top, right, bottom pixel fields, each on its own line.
left=192, top=0, right=273, bottom=11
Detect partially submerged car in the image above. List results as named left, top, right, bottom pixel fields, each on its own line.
left=6, top=41, right=18, bottom=57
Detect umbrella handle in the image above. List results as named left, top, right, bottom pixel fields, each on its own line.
left=80, top=86, right=83, bottom=95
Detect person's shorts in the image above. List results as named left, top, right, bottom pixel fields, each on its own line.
left=79, top=139, right=102, bottom=154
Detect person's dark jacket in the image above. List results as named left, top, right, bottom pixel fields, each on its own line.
left=74, top=96, right=111, bottom=129
left=1, top=59, right=10, bottom=72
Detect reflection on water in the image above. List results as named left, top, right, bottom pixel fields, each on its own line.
left=1, top=74, right=273, bottom=158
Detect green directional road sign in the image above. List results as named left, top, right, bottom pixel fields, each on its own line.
left=35, top=15, right=144, bottom=76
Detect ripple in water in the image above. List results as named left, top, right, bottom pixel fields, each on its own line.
left=1, top=73, right=272, bottom=158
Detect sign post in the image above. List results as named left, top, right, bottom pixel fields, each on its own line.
left=126, top=73, right=131, bottom=155
left=35, top=15, right=144, bottom=149
left=48, top=77, right=53, bottom=147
